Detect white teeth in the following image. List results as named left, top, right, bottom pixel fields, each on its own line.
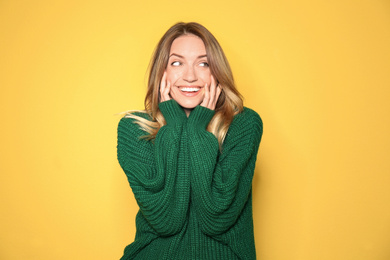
left=181, top=87, right=200, bottom=92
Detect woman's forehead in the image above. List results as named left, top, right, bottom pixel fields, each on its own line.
left=169, top=34, right=206, bottom=57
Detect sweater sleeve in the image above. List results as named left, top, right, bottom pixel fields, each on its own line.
left=187, top=106, right=263, bottom=236
left=117, top=103, right=189, bottom=236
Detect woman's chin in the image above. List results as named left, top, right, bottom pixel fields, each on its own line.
left=175, top=99, right=203, bottom=111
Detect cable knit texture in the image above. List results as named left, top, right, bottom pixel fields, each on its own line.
left=117, top=99, right=263, bottom=260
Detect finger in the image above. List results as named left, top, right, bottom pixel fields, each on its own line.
left=160, top=71, right=168, bottom=102
left=213, top=84, right=222, bottom=109
left=216, top=84, right=222, bottom=100
left=163, top=80, right=171, bottom=101
left=209, top=76, right=216, bottom=108
left=201, top=83, right=210, bottom=107
left=160, top=72, right=166, bottom=96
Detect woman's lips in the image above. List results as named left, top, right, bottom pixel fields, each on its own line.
left=177, top=86, right=202, bottom=97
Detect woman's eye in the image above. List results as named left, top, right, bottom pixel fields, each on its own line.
left=199, top=62, right=209, bottom=67
left=171, top=61, right=181, bottom=66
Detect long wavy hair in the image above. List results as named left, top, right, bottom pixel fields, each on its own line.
left=126, top=22, right=243, bottom=148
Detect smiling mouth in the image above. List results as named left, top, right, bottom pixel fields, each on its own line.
left=180, top=87, right=201, bottom=93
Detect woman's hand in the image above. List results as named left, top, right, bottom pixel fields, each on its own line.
left=200, top=75, right=221, bottom=110
left=160, top=71, right=171, bottom=102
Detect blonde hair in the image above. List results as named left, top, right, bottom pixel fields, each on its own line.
left=126, top=22, right=243, bottom=148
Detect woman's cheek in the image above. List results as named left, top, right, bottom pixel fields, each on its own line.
left=166, top=70, right=181, bottom=84
left=199, top=71, right=211, bottom=86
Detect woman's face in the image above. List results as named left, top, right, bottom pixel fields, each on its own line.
left=165, top=34, right=211, bottom=115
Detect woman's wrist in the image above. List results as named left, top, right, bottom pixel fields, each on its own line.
left=187, top=105, right=215, bottom=130
left=159, top=99, right=187, bottom=125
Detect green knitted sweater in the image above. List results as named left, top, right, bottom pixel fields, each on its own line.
left=117, top=99, right=263, bottom=260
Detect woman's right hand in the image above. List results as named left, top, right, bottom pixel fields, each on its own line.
left=160, top=71, right=171, bottom=102
left=200, top=75, right=221, bottom=110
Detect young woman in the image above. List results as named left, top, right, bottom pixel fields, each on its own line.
left=117, top=22, right=263, bottom=260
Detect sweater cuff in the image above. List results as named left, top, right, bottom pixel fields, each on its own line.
left=159, top=99, right=187, bottom=125
left=188, top=105, right=215, bottom=130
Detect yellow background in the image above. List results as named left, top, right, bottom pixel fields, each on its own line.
left=1, top=0, right=390, bottom=259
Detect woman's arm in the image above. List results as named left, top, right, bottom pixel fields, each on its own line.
left=187, top=106, right=263, bottom=236
left=117, top=101, right=189, bottom=236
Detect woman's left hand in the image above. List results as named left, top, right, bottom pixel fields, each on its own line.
left=200, top=75, right=222, bottom=110
left=160, top=71, right=171, bottom=102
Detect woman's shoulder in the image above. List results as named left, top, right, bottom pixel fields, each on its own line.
left=221, top=107, right=263, bottom=150
left=233, top=107, right=263, bottom=129
left=225, top=107, right=263, bottom=141
left=123, top=110, right=152, bottom=119
left=118, top=111, right=153, bottom=135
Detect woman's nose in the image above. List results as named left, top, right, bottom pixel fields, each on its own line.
left=183, top=66, right=197, bottom=82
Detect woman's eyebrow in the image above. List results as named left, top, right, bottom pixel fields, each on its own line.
left=169, top=53, right=207, bottom=59
left=169, top=53, right=184, bottom=58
